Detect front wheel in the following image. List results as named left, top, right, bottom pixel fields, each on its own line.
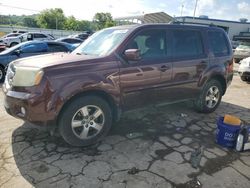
left=10, top=42, right=18, bottom=47
left=59, top=96, right=112, bottom=146
left=194, top=80, right=223, bottom=113
left=0, top=66, right=5, bottom=83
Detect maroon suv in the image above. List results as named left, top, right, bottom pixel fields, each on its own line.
left=3, top=24, right=234, bottom=146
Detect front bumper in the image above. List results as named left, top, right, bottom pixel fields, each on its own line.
left=3, top=84, right=56, bottom=126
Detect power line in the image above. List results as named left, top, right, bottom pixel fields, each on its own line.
left=0, top=3, right=41, bottom=12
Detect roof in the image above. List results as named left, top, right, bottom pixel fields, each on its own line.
left=176, top=16, right=250, bottom=25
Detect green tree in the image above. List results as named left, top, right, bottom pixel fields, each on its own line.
left=93, top=12, right=115, bottom=30
left=64, top=16, right=79, bottom=30
left=23, top=16, right=38, bottom=27
left=37, top=8, right=66, bottom=29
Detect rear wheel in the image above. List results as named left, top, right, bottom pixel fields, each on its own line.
left=0, top=66, right=5, bottom=83
left=10, top=42, right=18, bottom=47
left=59, top=96, right=112, bottom=146
left=195, top=80, right=223, bottom=113
left=240, top=76, right=247, bottom=82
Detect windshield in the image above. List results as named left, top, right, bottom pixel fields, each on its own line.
left=73, top=28, right=129, bottom=56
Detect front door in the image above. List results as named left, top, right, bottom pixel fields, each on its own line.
left=119, top=28, right=172, bottom=110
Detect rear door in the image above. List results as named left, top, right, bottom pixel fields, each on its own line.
left=119, top=28, right=173, bottom=110
left=167, top=28, right=209, bottom=100
left=207, top=30, right=233, bottom=83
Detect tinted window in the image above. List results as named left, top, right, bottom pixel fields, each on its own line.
left=47, top=43, right=69, bottom=52
left=63, top=38, right=81, bottom=44
left=21, top=43, right=48, bottom=53
left=173, top=30, right=204, bottom=58
left=7, top=34, right=20, bottom=37
left=208, top=31, right=229, bottom=56
left=126, top=29, right=169, bottom=60
left=34, top=33, right=47, bottom=38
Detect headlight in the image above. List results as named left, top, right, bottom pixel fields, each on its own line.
left=12, top=67, right=44, bottom=87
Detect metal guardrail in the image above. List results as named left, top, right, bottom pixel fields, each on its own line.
left=0, top=25, right=81, bottom=39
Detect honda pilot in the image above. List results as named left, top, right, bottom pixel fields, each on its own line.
left=3, top=24, right=234, bottom=146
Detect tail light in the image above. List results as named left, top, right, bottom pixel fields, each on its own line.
left=227, top=61, right=234, bottom=73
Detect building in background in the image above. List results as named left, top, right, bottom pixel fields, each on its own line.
left=115, top=12, right=173, bottom=25
left=175, top=16, right=250, bottom=41
left=115, top=12, right=250, bottom=42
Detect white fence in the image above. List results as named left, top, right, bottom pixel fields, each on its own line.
left=0, top=25, right=81, bottom=39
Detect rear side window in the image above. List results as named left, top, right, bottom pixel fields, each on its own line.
left=208, top=31, right=229, bottom=57
left=34, top=33, right=47, bottom=38
left=47, top=43, right=69, bottom=52
left=173, top=30, right=204, bottom=59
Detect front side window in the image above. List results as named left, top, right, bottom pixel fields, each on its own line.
left=125, top=29, right=168, bottom=60
left=73, top=28, right=129, bottom=56
left=208, top=31, right=229, bottom=57
left=173, top=30, right=204, bottom=59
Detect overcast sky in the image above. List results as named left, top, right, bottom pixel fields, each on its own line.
left=0, top=0, right=250, bottom=21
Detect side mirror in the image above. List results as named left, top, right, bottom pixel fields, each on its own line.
left=14, top=49, right=21, bottom=56
left=124, top=49, right=141, bottom=61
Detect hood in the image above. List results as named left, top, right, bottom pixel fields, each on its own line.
left=12, top=53, right=100, bottom=69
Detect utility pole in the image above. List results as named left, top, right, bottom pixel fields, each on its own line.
left=193, top=0, right=198, bottom=19
left=56, top=17, right=58, bottom=30
left=181, top=4, right=184, bottom=16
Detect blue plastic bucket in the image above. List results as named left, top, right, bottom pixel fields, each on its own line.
left=216, top=117, right=241, bottom=148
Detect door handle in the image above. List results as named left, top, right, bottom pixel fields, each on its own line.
left=159, top=65, right=170, bottom=72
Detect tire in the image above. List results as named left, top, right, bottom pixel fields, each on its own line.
left=58, top=96, right=112, bottom=146
left=10, top=42, right=18, bottom=47
left=0, top=66, right=5, bottom=83
left=194, top=79, right=223, bottom=113
left=234, top=58, right=240, bottom=64
left=240, top=76, right=247, bottom=82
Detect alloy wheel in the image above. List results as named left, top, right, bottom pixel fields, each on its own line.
left=205, top=86, right=220, bottom=108
left=71, top=105, right=105, bottom=139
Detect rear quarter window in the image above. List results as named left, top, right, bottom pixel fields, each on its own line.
left=208, top=31, right=230, bottom=57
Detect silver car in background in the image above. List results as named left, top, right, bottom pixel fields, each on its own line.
left=238, top=57, right=250, bottom=82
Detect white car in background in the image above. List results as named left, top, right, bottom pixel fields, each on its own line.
left=0, top=33, right=22, bottom=46
left=238, top=57, right=250, bottom=82
left=0, top=32, right=55, bottom=47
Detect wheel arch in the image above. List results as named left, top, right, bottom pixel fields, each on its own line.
left=209, top=75, right=227, bottom=95
left=200, top=73, right=227, bottom=95
left=56, top=89, right=120, bottom=126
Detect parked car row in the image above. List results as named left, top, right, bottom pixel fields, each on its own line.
left=0, top=41, right=76, bottom=82
left=0, top=31, right=91, bottom=47
left=0, top=30, right=92, bottom=82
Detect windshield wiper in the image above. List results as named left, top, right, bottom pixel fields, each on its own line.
left=76, top=52, right=89, bottom=55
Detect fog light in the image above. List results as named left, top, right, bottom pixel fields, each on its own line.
left=20, top=107, right=26, bottom=115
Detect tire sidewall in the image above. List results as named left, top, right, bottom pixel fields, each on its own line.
left=196, top=80, right=222, bottom=113
left=59, top=96, right=112, bottom=146
left=0, top=67, right=5, bottom=83
left=10, top=42, right=18, bottom=47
